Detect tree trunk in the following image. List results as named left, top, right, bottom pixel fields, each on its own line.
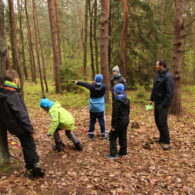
left=0, top=0, right=10, bottom=165
left=192, top=5, right=195, bottom=83
left=89, top=0, right=95, bottom=79
left=32, top=0, right=44, bottom=94
left=47, top=0, right=61, bottom=93
left=120, top=0, right=129, bottom=78
left=94, top=0, right=99, bottom=74
left=17, top=0, right=28, bottom=80
left=24, top=0, right=37, bottom=83
left=100, top=0, right=110, bottom=102
left=170, top=0, right=187, bottom=115
left=83, top=0, right=89, bottom=80
left=8, top=0, right=24, bottom=97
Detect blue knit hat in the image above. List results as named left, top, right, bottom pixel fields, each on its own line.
left=114, top=83, right=125, bottom=94
left=40, top=98, right=54, bottom=109
left=94, top=74, right=103, bottom=85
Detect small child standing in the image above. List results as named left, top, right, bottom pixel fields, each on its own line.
left=75, top=74, right=107, bottom=140
left=40, top=98, right=82, bottom=152
left=0, top=69, right=45, bottom=178
left=107, top=83, right=130, bottom=159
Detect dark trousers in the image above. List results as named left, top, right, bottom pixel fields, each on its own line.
left=154, top=104, right=170, bottom=144
left=54, top=130, right=79, bottom=146
left=17, top=133, right=39, bottom=170
left=109, top=125, right=128, bottom=156
left=89, top=112, right=106, bottom=135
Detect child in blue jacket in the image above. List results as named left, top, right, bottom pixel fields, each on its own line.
left=75, top=74, right=107, bottom=140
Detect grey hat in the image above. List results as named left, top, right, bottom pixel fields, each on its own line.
left=112, top=65, right=120, bottom=73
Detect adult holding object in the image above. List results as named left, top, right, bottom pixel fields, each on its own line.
left=150, top=60, right=174, bottom=150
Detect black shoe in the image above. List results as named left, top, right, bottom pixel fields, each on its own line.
left=160, top=143, right=170, bottom=150
left=118, top=152, right=127, bottom=157
left=74, top=142, right=83, bottom=151
left=102, top=134, right=107, bottom=141
left=53, top=142, right=65, bottom=152
left=88, top=134, right=94, bottom=139
left=25, top=163, right=45, bottom=178
left=106, top=154, right=119, bottom=159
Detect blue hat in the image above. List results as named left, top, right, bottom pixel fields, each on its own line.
left=114, top=83, right=125, bottom=94
left=94, top=74, right=103, bottom=85
left=40, top=98, right=54, bottom=109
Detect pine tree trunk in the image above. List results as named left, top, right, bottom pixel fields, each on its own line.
left=89, top=1, right=95, bottom=79
left=94, top=0, right=99, bottom=74
left=8, top=0, right=24, bottom=97
left=192, top=5, right=195, bottom=83
left=17, top=0, right=28, bottom=80
left=120, top=0, right=129, bottom=78
left=83, top=0, right=89, bottom=80
left=24, top=0, right=37, bottom=83
left=32, top=0, right=44, bottom=94
left=100, top=0, right=110, bottom=102
left=47, top=0, right=61, bottom=93
left=0, top=0, right=10, bottom=165
left=170, top=0, right=187, bottom=115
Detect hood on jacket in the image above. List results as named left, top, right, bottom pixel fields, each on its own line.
left=115, top=94, right=129, bottom=105
left=0, top=87, right=16, bottom=102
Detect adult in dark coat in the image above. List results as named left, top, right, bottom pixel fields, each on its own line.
left=150, top=60, right=174, bottom=150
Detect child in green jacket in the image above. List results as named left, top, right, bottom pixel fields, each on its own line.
left=40, top=98, right=82, bottom=152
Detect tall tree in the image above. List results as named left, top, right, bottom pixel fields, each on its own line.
left=83, top=0, right=89, bottom=80
left=0, top=0, right=10, bottom=165
left=89, top=0, right=95, bottom=79
left=8, top=0, right=24, bottom=95
left=47, top=0, right=61, bottom=93
left=24, top=0, right=37, bottom=83
left=32, top=0, right=44, bottom=94
left=100, top=0, right=110, bottom=101
left=120, top=0, right=129, bottom=78
left=170, top=0, right=187, bottom=114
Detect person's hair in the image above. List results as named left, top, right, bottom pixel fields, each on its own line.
left=158, top=60, right=167, bottom=68
left=4, top=69, right=19, bottom=82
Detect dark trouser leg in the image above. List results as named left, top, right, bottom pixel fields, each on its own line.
left=109, top=130, right=118, bottom=156
left=97, top=112, right=106, bottom=136
left=118, top=125, right=128, bottom=155
left=158, top=105, right=170, bottom=144
left=53, top=130, right=63, bottom=146
left=65, top=130, right=79, bottom=145
left=18, top=133, right=39, bottom=170
left=89, top=112, right=97, bottom=136
left=154, top=104, right=162, bottom=141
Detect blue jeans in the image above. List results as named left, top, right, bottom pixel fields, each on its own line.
left=89, top=112, right=106, bottom=136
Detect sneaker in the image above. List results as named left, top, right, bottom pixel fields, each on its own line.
left=160, top=143, right=170, bottom=150
left=53, top=142, right=65, bottom=152
left=25, top=163, right=45, bottom=178
left=74, top=142, right=83, bottom=151
left=102, top=135, right=107, bottom=141
left=106, top=154, right=119, bottom=159
left=88, top=134, right=94, bottom=139
left=118, top=152, right=127, bottom=157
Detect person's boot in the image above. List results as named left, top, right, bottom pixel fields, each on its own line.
left=160, top=143, right=170, bottom=150
left=53, top=142, right=65, bottom=152
left=25, top=163, right=45, bottom=178
left=74, top=141, right=83, bottom=151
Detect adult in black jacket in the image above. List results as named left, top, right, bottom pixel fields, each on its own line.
left=107, top=83, right=130, bottom=159
left=110, top=66, right=127, bottom=98
left=0, top=69, right=44, bottom=178
left=150, top=60, right=174, bottom=150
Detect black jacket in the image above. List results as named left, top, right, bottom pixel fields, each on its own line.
left=150, top=67, right=174, bottom=107
left=77, top=81, right=106, bottom=98
left=111, top=96, right=130, bottom=129
left=110, top=75, right=127, bottom=96
left=0, top=87, right=34, bottom=136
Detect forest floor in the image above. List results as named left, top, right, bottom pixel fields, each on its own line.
left=0, top=83, right=194, bottom=195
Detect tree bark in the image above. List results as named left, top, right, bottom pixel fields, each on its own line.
left=120, top=0, right=129, bottom=78
left=17, top=0, right=28, bottom=80
left=32, top=0, right=44, bottom=94
left=8, top=0, right=24, bottom=96
left=47, top=0, right=61, bottom=93
left=0, top=0, right=10, bottom=165
left=89, top=0, right=95, bottom=79
left=24, top=0, right=37, bottom=83
left=100, top=0, right=110, bottom=102
left=170, top=0, right=187, bottom=115
left=83, top=0, right=89, bottom=80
